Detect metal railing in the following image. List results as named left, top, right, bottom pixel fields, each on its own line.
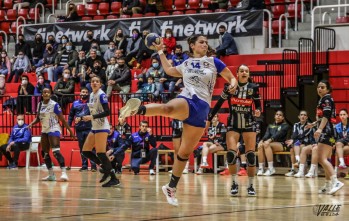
left=15, top=16, right=27, bottom=43
left=314, top=27, right=335, bottom=71
left=322, top=11, right=332, bottom=24
left=298, top=38, right=314, bottom=77
left=263, top=9, right=272, bottom=48
left=282, top=49, right=299, bottom=89
left=294, top=0, right=305, bottom=31
left=278, top=14, right=289, bottom=48
left=34, top=3, right=45, bottom=24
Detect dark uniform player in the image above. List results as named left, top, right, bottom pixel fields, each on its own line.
left=170, top=119, right=189, bottom=174
left=209, top=64, right=261, bottom=196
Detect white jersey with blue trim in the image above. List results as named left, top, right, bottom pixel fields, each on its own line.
left=88, top=89, right=110, bottom=130
left=39, top=99, right=62, bottom=133
left=175, top=56, right=226, bottom=105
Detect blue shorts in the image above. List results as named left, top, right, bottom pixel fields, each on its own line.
left=91, top=129, right=110, bottom=134
left=43, top=131, right=61, bottom=137
left=177, top=95, right=210, bottom=128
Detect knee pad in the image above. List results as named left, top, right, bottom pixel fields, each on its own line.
left=227, top=150, right=238, bottom=165
left=44, top=152, right=51, bottom=160
left=245, top=151, right=256, bottom=167
left=177, top=154, right=188, bottom=162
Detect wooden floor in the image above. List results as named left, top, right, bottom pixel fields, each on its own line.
left=0, top=167, right=348, bottom=221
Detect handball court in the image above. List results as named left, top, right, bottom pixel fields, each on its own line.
left=0, top=168, right=347, bottom=221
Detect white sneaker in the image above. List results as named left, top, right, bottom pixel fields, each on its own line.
left=196, top=168, right=203, bottom=175
left=318, top=182, right=330, bottom=194
left=285, top=170, right=296, bottom=177
left=119, top=98, right=141, bottom=119
left=162, top=184, right=178, bottom=206
left=200, top=162, right=209, bottom=168
left=60, top=172, right=69, bottom=181
left=182, top=168, right=189, bottom=174
left=42, top=175, right=56, bottom=181
left=257, top=168, right=264, bottom=176
left=294, top=171, right=304, bottom=178
left=263, top=168, right=275, bottom=176
left=305, top=171, right=316, bottom=178
left=328, top=181, right=344, bottom=195
left=168, top=170, right=173, bottom=173
left=149, top=169, right=155, bottom=175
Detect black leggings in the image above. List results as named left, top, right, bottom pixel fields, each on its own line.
left=0, top=142, right=30, bottom=164
left=41, top=133, right=65, bottom=169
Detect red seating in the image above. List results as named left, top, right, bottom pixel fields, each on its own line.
left=81, top=16, right=92, bottom=21
left=46, top=0, right=58, bottom=10
left=98, top=2, right=110, bottom=15
left=6, top=83, right=20, bottom=94
left=86, top=3, right=98, bottom=16
left=11, top=22, right=23, bottom=34
left=3, top=0, right=13, bottom=9
left=144, top=12, right=156, bottom=17
left=200, top=9, right=213, bottom=13
left=272, top=5, right=286, bottom=19
left=272, top=20, right=286, bottom=35
left=163, top=1, right=174, bottom=11
left=106, top=15, right=118, bottom=19
left=93, top=15, right=105, bottom=20
left=202, top=0, right=211, bottom=8
left=29, top=8, right=40, bottom=21
left=76, top=4, right=85, bottom=17
left=287, top=3, right=301, bottom=18
left=120, top=14, right=131, bottom=18
left=158, top=11, right=170, bottom=16
left=229, top=0, right=240, bottom=7
left=6, top=9, right=17, bottom=21
left=215, top=9, right=227, bottom=12
left=0, top=10, right=5, bottom=20
left=336, top=16, right=349, bottom=24
left=174, top=0, right=187, bottom=10
left=110, top=2, right=122, bottom=15
left=0, top=22, right=11, bottom=34
left=188, top=0, right=200, bottom=9
left=172, top=11, right=183, bottom=15
left=185, top=10, right=197, bottom=14
left=132, top=13, right=143, bottom=18
left=18, top=8, right=29, bottom=19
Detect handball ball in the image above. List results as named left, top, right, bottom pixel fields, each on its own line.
left=145, top=33, right=161, bottom=50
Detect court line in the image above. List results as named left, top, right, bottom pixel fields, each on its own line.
left=46, top=212, right=109, bottom=219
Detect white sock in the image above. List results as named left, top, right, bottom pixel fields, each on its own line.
left=325, top=180, right=331, bottom=188
left=299, top=164, right=305, bottom=174
left=232, top=174, right=237, bottom=184
left=48, top=168, right=54, bottom=176
left=185, top=161, right=189, bottom=170
left=259, top=163, right=264, bottom=170
left=268, top=162, right=274, bottom=169
left=61, top=167, right=66, bottom=173
left=308, top=164, right=316, bottom=173
left=330, top=175, right=338, bottom=184
left=202, top=156, right=207, bottom=163
left=291, top=164, right=294, bottom=170
left=248, top=176, right=254, bottom=186
left=339, top=157, right=345, bottom=165
left=295, top=155, right=300, bottom=162
left=334, top=166, right=338, bottom=174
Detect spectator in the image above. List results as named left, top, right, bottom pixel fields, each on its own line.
left=120, top=0, right=142, bottom=15
left=125, top=120, right=157, bottom=175
left=104, top=41, right=116, bottom=64
left=134, top=30, right=153, bottom=68
left=140, top=57, right=164, bottom=95
left=32, top=33, right=46, bottom=68
left=171, top=45, right=189, bottom=66
left=72, top=50, right=88, bottom=85
left=58, top=2, right=80, bottom=22
left=0, top=50, right=11, bottom=76
left=152, top=44, right=173, bottom=61
left=53, top=42, right=78, bottom=82
left=215, top=25, right=238, bottom=58
left=113, top=28, right=128, bottom=54
left=145, top=0, right=160, bottom=14
left=86, top=49, right=107, bottom=70
left=125, top=29, right=142, bottom=66
left=15, top=34, right=32, bottom=60
left=36, top=43, right=56, bottom=80
left=47, top=34, right=59, bottom=51
left=106, top=57, right=131, bottom=98
left=232, top=0, right=264, bottom=11
left=16, top=75, right=35, bottom=114
left=135, top=76, right=159, bottom=101
left=87, top=41, right=102, bottom=57
left=163, top=28, right=176, bottom=55
left=85, top=60, right=107, bottom=92
left=106, top=57, right=118, bottom=80
left=257, top=110, right=290, bottom=176
left=32, top=74, right=51, bottom=113
left=0, top=115, right=31, bottom=169
left=335, top=109, right=349, bottom=170
left=7, top=51, right=30, bottom=83
left=208, top=0, right=229, bottom=11
left=82, top=30, right=97, bottom=54
left=53, top=68, right=75, bottom=109
left=114, top=49, right=124, bottom=60
left=56, top=35, right=69, bottom=54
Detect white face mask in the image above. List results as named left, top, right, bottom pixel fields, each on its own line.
left=166, top=34, right=171, bottom=38
left=17, top=120, right=24, bottom=126
left=63, top=74, right=70, bottom=79
left=22, top=80, right=28, bottom=85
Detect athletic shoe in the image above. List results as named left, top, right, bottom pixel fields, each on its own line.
left=237, top=168, right=247, bottom=176
left=257, top=168, right=264, bottom=176
left=263, top=168, right=275, bottom=176
left=285, top=170, right=296, bottom=177
left=149, top=169, right=156, bottom=175
left=7, top=162, right=18, bottom=170
left=42, top=175, right=56, bottom=181
left=119, top=98, right=141, bottom=120
left=230, top=182, right=239, bottom=196
left=247, top=185, right=257, bottom=197
left=305, top=171, right=316, bottom=178
left=99, top=172, right=109, bottom=183
left=200, top=162, right=210, bottom=168
left=79, top=167, right=88, bottom=172
left=182, top=168, right=189, bottom=174
left=60, top=172, right=69, bottom=181
left=102, top=178, right=120, bottom=187
left=220, top=168, right=229, bottom=175
left=168, top=170, right=172, bottom=173
left=318, top=182, right=330, bottom=194
left=162, top=184, right=178, bottom=206
left=328, top=181, right=344, bottom=195
left=196, top=168, right=203, bottom=175
left=338, top=164, right=347, bottom=169
left=294, top=171, right=304, bottom=178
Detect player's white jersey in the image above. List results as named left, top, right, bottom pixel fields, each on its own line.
left=39, top=99, right=62, bottom=133
left=88, top=89, right=110, bottom=130
left=175, top=56, right=226, bottom=105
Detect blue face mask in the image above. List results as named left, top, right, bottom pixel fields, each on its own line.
left=152, top=63, right=159, bottom=68
left=62, top=39, right=67, bottom=44
left=66, top=46, right=72, bottom=51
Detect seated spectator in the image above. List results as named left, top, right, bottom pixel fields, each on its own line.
left=87, top=41, right=102, bottom=57
left=114, top=49, right=124, bottom=60
left=208, top=0, right=229, bottom=11
left=47, top=34, right=59, bottom=51
left=82, top=30, right=101, bottom=54
left=15, top=34, right=32, bottom=62
left=53, top=68, right=75, bottom=109
left=56, top=35, right=69, bottom=54
left=335, top=109, right=349, bottom=170
left=125, top=29, right=142, bottom=67
left=0, top=50, right=11, bottom=76
left=145, top=0, right=162, bottom=14
left=172, top=45, right=189, bottom=66
left=36, top=43, right=56, bottom=80
left=113, top=28, right=128, bottom=54
left=72, top=50, right=88, bottom=85
left=106, top=57, right=118, bottom=80
left=135, top=76, right=159, bottom=101
left=0, top=115, right=31, bottom=169
left=32, top=74, right=51, bottom=113
left=151, top=44, right=173, bottom=61
left=196, top=114, right=227, bottom=174
left=230, top=0, right=264, bottom=11
left=125, top=120, right=157, bottom=175
left=160, top=72, right=183, bottom=101
left=293, top=144, right=318, bottom=178
left=7, top=51, right=30, bottom=83
left=215, top=25, right=238, bottom=59
left=53, top=42, right=78, bottom=82
left=32, top=33, right=46, bottom=68
left=139, top=57, right=164, bottom=94
left=16, top=75, right=35, bottom=114
left=257, top=110, right=290, bottom=176
left=106, top=57, right=131, bottom=98
left=86, top=49, right=107, bottom=71
left=104, top=41, right=116, bottom=64
left=57, top=2, right=80, bottom=22
left=120, top=0, right=143, bottom=15
left=85, top=60, right=107, bottom=92
left=133, top=30, right=153, bottom=68
left=163, top=28, right=176, bottom=55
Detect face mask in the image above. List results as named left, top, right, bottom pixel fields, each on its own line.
left=117, top=33, right=123, bottom=37
left=17, top=120, right=24, bottom=126
left=166, top=34, right=171, bottom=38
left=66, top=46, right=72, bottom=51
left=38, top=79, right=44, bottom=84
left=152, top=63, right=159, bottom=68
left=62, top=39, right=67, bottom=44
left=36, top=37, right=42, bottom=41
left=92, top=46, right=98, bottom=50
left=118, top=64, right=124, bottom=68
left=79, top=56, right=85, bottom=60
left=22, top=80, right=28, bottom=84
left=132, top=34, right=138, bottom=39
left=47, top=46, right=53, bottom=51
left=69, top=6, right=74, bottom=9
left=175, top=53, right=181, bottom=56
left=94, top=66, right=100, bottom=70
left=81, top=95, right=88, bottom=100
left=18, top=55, right=24, bottom=59
left=19, top=39, right=24, bottom=43
left=49, top=39, right=55, bottom=44
left=1, top=54, right=6, bottom=58
left=109, top=46, right=115, bottom=50
left=87, top=35, right=93, bottom=39
left=219, top=31, right=225, bottom=35
left=63, top=74, right=70, bottom=79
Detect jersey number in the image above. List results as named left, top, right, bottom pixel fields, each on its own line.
left=191, top=62, right=201, bottom=69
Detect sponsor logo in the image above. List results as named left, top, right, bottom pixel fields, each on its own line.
left=313, top=204, right=341, bottom=216
left=231, top=98, right=253, bottom=106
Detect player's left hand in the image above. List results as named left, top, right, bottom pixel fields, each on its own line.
left=82, top=115, right=92, bottom=122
